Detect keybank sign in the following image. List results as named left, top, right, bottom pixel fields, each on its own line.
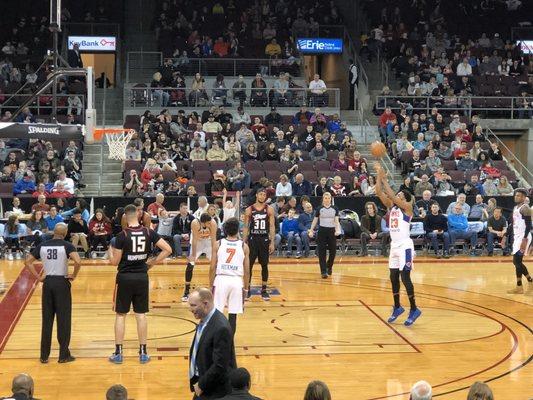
left=68, top=36, right=116, bottom=51
left=297, top=38, right=343, bottom=54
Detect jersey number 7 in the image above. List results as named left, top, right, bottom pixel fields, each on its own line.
left=226, top=248, right=236, bottom=263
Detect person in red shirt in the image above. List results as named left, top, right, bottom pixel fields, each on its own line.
left=213, top=37, right=229, bottom=57
left=88, top=208, right=112, bottom=254
left=147, top=193, right=166, bottom=217
left=31, top=194, right=51, bottom=213
left=141, top=159, right=161, bottom=186
left=348, top=151, right=367, bottom=173
left=48, top=182, right=73, bottom=198
left=379, top=107, right=396, bottom=139
left=32, top=183, right=49, bottom=198
left=453, top=141, right=468, bottom=159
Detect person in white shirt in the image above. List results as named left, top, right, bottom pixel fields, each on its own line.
left=54, top=171, right=75, bottom=194
left=67, top=96, right=83, bottom=116
left=159, top=151, right=177, bottom=170
left=275, top=174, right=292, bottom=196
left=232, top=106, right=251, bottom=125
left=456, top=58, right=472, bottom=76
left=309, top=74, right=327, bottom=106
left=193, top=196, right=210, bottom=220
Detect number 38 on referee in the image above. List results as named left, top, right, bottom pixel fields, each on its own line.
left=25, top=223, right=82, bottom=364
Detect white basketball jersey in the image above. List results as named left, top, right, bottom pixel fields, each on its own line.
left=389, top=206, right=412, bottom=244
left=513, top=204, right=527, bottom=239
left=216, top=239, right=245, bottom=277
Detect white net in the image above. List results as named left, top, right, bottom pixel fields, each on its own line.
left=105, top=130, right=135, bottom=160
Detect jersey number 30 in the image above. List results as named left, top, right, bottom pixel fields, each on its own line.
left=253, top=219, right=266, bottom=230
left=131, top=236, right=146, bottom=253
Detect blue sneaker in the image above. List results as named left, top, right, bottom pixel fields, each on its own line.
left=387, top=306, right=405, bottom=323
left=108, top=353, right=123, bottom=364
left=404, top=308, right=422, bottom=326
left=139, top=353, right=151, bottom=364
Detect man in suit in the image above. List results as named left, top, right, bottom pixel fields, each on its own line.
left=188, top=288, right=236, bottom=399
left=68, top=43, right=83, bottom=68
left=218, top=368, right=262, bottom=400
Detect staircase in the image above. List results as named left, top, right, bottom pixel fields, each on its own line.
left=82, top=143, right=124, bottom=197
left=346, top=122, right=403, bottom=189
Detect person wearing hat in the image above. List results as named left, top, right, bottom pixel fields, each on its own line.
left=232, top=75, right=247, bottom=106
left=25, top=223, right=82, bottom=363
left=492, top=33, right=504, bottom=49
left=264, top=107, right=282, bottom=125
left=202, top=113, right=223, bottom=134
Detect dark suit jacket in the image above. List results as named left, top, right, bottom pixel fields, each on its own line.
left=172, top=213, right=194, bottom=235
left=190, top=309, right=237, bottom=399
left=67, top=49, right=83, bottom=68
left=218, top=389, right=263, bottom=400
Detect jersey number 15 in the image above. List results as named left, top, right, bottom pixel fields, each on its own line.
left=131, top=236, right=146, bottom=253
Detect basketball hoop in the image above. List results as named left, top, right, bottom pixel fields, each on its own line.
left=103, top=129, right=135, bottom=160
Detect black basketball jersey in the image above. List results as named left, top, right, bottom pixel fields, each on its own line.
left=249, top=205, right=269, bottom=237
left=114, top=226, right=160, bottom=273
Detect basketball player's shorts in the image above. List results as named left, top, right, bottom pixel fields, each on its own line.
left=189, top=238, right=212, bottom=261
left=249, top=236, right=270, bottom=266
left=389, top=239, right=415, bottom=271
left=114, top=272, right=149, bottom=314
left=512, top=233, right=532, bottom=255
left=213, top=275, right=244, bottom=314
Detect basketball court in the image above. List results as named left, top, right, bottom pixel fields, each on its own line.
left=0, top=255, right=531, bottom=399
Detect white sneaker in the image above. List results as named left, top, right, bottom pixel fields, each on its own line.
left=15, top=252, right=22, bottom=260
left=7, top=253, right=14, bottom=261
left=91, top=252, right=98, bottom=259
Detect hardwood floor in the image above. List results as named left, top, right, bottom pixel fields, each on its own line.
left=0, top=255, right=531, bottom=399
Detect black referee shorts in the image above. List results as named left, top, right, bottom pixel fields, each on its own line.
left=249, top=236, right=270, bottom=266
left=114, top=273, right=149, bottom=314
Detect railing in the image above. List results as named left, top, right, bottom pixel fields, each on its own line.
left=126, top=51, right=163, bottom=84
left=125, top=86, right=340, bottom=110
left=380, top=59, right=389, bottom=88
left=485, top=128, right=532, bottom=188
left=166, top=57, right=302, bottom=78
left=0, top=93, right=86, bottom=122
left=126, top=52, right=303, bottom=83
left=375, top=95, right=531, bottom=119
left=63, top=22, right=121, bottom=36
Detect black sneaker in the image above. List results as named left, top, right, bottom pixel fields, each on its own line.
left=443, top=251, right=450, bottom=259
left=261, top=289, right=270, bottom=301
left=327, top=267, right=332, bottom=276
left=181, top=291, right=190, bottom=302
left=436, top=252, right=442, bottom=259
left=58, top=355, right=76, bottom=363
left=40, top=358, right=49, bottom=364
left=321, top=274, right=328, bottom=279
left=487, top=252, right=493, bottom=257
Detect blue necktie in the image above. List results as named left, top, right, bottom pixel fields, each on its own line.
left=189, top=321, right=205, bottom=378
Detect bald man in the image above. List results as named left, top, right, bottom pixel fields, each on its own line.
left=188, top=288, right=236, bottom=399
left=25, top=223, right=82, bottom=364
left=3, top=373, right=34, bottom=400
left=410, top=380, right=432, bottom=400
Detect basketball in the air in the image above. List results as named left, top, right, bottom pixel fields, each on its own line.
left=370, top=141, right=387, bottom=158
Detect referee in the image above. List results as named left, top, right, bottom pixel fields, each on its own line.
left=308, top=192, right=342, bottom=279
left=25, top=223, right=81, bottom=364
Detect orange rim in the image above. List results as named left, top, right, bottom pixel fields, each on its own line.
left=94, top=128, right=134, bottom=141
